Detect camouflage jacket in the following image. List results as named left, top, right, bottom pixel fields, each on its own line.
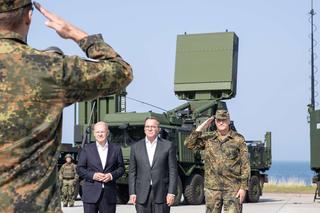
left=0, top=31, right=132, bottom=213
left=185, top=130, right=250, bottom=192
left=59, top=163, right=78, bottom=181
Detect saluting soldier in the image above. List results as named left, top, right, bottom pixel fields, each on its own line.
left=0, top=0, right=133, bottom=212
left=59, top=154, right=78, bottom=207
left=185, top=109, right=250, bottom=213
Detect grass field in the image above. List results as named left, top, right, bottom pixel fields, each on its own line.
left=263, top=178, right=317, bottom=194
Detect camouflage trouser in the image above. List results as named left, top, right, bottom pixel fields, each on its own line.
left=61, top=179, right=76, bottom=206
left=204, top=189, right=242, bottom=213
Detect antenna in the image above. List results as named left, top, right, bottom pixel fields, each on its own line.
left=126, top=96, right=168, bottom=112
left=309, top=0, right=317, bottom=110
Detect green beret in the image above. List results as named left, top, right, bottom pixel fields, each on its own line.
left=0, top=0, right=31, bottom=13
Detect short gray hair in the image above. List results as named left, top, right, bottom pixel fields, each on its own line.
left=92, top=121, right=109, bottom=131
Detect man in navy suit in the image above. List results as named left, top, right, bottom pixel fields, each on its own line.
left=129, top=117, right=178, bottom=213
left=77, top=121, right=124, bottom=213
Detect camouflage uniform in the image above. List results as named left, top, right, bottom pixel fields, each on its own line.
left=0, top=1, right=133, bottom=212
left=59, top=154, right=78, bottom=207
left=0, top=0, right=31, bottom=11
left=185, top=112, right=250, bottom=213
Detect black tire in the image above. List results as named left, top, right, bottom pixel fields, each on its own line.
left=184, top=174, right=204, bottom=205
left=117, top=185, right=129, bottom=204
left=247, top=175, right=261, bottom=203
left=173, top=176, right=183, bottom=206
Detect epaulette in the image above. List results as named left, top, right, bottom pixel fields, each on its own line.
left=231, top=130, right=245, bottom=141
left=82, top=57, right=99, bottom=62
left=42, top=46, right=64, bottom=55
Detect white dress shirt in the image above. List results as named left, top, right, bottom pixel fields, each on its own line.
left=96, top=141, right=108, bottom=169
left=96, top=141, right=108, bottom=188
left=145, top=137, right=158, bottom=166
left=145, top=137, right=158, bottom=186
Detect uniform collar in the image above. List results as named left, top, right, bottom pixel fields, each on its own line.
left=214, top=129, right=236, bottom=141
left=0, top=30, right=27, bottom=44
left=228, top=130, right=237, bottom=138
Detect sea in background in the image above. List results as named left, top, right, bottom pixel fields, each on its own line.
left=266, top=161, right=316, bottom=186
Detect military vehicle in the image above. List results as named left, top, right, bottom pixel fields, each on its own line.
left=308, top=107, right=320, bottom=201
left=60, top=32, right=272, bottom=204
left=308, top=5, right=320, bottom=202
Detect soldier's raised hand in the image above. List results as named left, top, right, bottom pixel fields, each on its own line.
left=196, top=116, right=214, bottom=132
left=34, top=1, right=88, bottom=42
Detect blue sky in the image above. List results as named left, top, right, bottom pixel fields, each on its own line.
left=29, top=1, right=316, bottom=162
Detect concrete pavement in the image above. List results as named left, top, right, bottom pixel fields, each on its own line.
left=62, top=193, right=320, bottom=213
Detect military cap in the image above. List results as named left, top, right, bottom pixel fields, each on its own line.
left=0, top=0, right=31, bottom=13
left=65, top=153, right=73, bottom=159
left=215, top=109, right=230, bottom=120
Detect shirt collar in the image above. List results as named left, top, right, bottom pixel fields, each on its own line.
left=145, top=136, right=158, bottom=144
left=96, top=140, right=108, bottom=149
left=0, top=30, right=27, bottom=44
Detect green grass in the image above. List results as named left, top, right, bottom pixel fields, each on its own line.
left=263, top=178, right=317, bottom=194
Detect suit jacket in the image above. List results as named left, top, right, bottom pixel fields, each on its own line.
left=77, top=142, right=124, bottom=204
left=128, top=137, right=177, bottom=204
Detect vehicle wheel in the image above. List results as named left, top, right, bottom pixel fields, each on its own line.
left=247, top=175, right=261, bottom=203
left=184, top=174, right=204, bottom=205
left=117, top=185, right=129, bottom=204
left=173, top=176, right=183, bottom=206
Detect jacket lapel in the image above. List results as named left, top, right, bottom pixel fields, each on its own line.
left=91, top=143, right=103, bottom=170
left=151, top=138, right=162, bottom=168
left=141, top=140, right=152, bottom=168
left=104, top=142, right=113, bottom=171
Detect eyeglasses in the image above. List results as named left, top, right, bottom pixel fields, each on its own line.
left=144, top=125, right=158, bottom=129
left=94, top=130, right=107, bottom=134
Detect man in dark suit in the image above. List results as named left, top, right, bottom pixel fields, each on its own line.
left=77, top=121, right=124, bottom=213
left=129, top=117, right=178, bottom=213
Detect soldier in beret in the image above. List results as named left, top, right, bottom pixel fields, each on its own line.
left=0, top=0, right=133, bottom=212
left=185, top=109, right=250, bottom=213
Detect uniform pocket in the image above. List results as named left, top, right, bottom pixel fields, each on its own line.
left=224, top=146, right=239, bottom=160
